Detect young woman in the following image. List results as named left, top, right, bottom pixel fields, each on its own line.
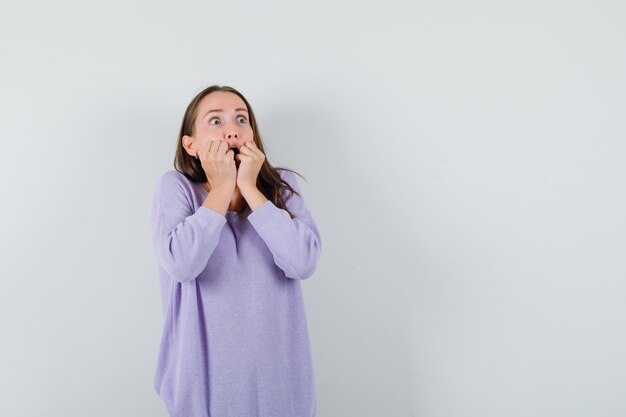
left=150, top=85, right=322, bottom=417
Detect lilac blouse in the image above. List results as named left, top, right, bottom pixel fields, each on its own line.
left=150, top=167, right=322, bottom=417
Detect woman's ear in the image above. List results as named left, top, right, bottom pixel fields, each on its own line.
left=182, top=135, right=195, bottom=157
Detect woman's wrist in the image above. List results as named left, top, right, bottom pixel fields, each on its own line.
left=239, top=185, right=268, bottom=212
left=202, top=184, right=233, bottom=216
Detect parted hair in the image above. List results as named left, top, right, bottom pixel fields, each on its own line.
left=174, top=85, right=303, bottom=219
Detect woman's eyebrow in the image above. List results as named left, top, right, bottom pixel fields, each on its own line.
left=203, top=108, right=248, bottom=118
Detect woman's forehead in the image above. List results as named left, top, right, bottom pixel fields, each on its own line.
left=200, top=91, right=246, bottom=111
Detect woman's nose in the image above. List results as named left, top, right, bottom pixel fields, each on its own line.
left=225, top=125, right=238, bottom=139
left=225, top=132, right=241, bottom=147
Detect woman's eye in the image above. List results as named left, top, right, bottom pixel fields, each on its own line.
left=209, top=118, right=221, bottom=125
left=237, top=115, right=247, bottom=123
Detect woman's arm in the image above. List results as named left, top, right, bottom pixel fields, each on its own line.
left=245, top=169, right=322, bottom=280
left=151, top=171, right=228, bottom=283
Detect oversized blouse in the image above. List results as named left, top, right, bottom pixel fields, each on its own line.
left=150, top=167, right=322, bottom=417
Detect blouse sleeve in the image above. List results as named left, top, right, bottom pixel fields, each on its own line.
left=246, top=169, right=322, bottom=280
left=151, top=171, right=227, bottom=283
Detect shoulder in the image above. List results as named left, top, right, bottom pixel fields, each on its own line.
left=275, top=168, right=303, bottom=201
left=152, top=170, right=198, bottom=216
left=276, top=167, right=299, bottom=185
left=158, top=169, right=191, bottom=186
left=276, top=167, right=300, bottom=189
left=155, top=170, right=195, bottom=197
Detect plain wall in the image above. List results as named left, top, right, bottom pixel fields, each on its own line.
left=1, top=0, right=625, bottom=416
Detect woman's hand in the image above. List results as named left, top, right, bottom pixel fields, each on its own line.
left=236, top=140, right=265, bottom=191
left=199, top=140, right=237, bottom=191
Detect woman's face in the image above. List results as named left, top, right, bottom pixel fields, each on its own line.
left=183, top=91, right=254, bottom=159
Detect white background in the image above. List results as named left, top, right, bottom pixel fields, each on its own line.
left=1, top=1, right=625, bottom=416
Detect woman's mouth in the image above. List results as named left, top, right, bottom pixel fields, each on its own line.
left=232, top=147, right=241, bottom=168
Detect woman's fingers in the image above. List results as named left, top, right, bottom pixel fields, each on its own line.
left=205, top=140, right=227, bottom=159
left=242, top=142, right=265, bottom=162
left=239, top=142, right=257, bottom=157
left=203, top=140, right=262, bottom=164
